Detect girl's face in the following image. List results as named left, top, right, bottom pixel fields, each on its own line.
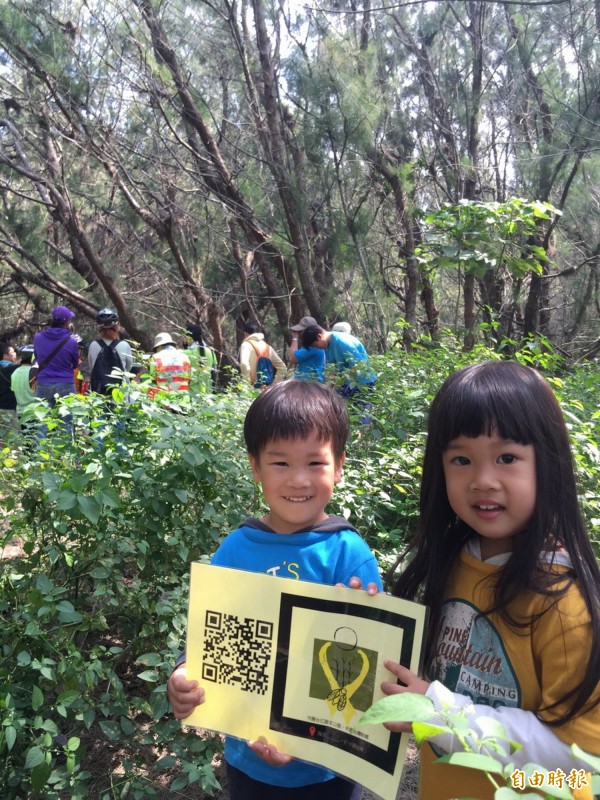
left=442, top=432, right=536, bottom=559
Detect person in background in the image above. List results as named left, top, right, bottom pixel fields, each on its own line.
left=239, top=322, right=285, bottom=389
left=33, top=306, right=80, bottom=408
left=0, top=341, right=19, bottom=442
left=149, top=332, right=191, bottom=398
left=287, top=324, right=326, bottom=382
left=184, top=323, right=217, bottom=393
left=167, top=381, right=381, bottom=800
left=74, top=337, right=90, bottom=394
left=88, top=308, right=133, bottom=395
left=10, top=344, right=37, bottom=432
left=332, top=321, right=352, bottom=334
left=290, top=317, right=376, bottom=398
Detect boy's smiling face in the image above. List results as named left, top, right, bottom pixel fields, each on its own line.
left=249, top=432, right=344, bottom=534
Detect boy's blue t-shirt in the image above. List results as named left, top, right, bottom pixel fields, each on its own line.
left=210, top=515, right=382, bottom=788
left=292, top=346, right=325, bottom=382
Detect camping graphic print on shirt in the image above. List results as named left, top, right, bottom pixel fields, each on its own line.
left=428, top=599, right=522, bottom=708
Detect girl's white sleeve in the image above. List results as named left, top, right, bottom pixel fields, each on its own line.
left=424, top=681, right=593, bottom=772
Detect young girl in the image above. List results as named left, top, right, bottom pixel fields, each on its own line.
left=382, top=361, right=600, bottom=800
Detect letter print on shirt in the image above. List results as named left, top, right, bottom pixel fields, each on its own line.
left=429, top=599, right=521, bottom=708
left=266, top=561, right=301, bottom=579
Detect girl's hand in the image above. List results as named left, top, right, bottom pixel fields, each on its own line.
left=167, top=663, right=206, bottom=720
left=248, top=736, right=293, bottom=766
left=336, top=576, right=380, bottom=595
left=380, top=659, right=431, bottom=733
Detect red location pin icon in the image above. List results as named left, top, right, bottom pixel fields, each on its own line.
left=309, top=726, right=316, bottom=736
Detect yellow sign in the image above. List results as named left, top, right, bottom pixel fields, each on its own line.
left=185, top=563, right=427, bottom=800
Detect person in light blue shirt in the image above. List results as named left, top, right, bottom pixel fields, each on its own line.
left=291, top=321, right=376, bottom=398
left=319, top=331, right=376, bottom=387
left=287, top=325, right=326, bottom=382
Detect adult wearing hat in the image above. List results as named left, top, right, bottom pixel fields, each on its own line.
left=149, top=332, right=191, bottom=398
left=290, top=315, right=319, bottom=335
left=10, top=344, right=37, bottom=430
left=291, top=316, right=376, bottom=397
left=332, top=321, right=352, bottom=334
left=33, top=306, right=80, bottom=407
left=88, top=308, right=133, bottom=395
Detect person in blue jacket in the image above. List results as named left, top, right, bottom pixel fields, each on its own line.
left=168, top=380, right=382, bottom=800
left=291, top=318, right=376, bottom=399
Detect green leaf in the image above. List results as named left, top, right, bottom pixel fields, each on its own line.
left=359, top=692, right=434, bottom=725
left=472, top=716, right=512, bottom=742
left=5, top=725, right=17, bottom=751
left=90, top=566, right=110, bottom=579
left=571, top=743, right=600, bottom=772
left=97, top=488, right=121, bottom=508
left=412, top=721, right=449, bottom=746
left=137, top=669, right=160, bottom=682
left=120, top=717, right=135, bottom=735
left=56, top=600, right=84, bottom=624
left=83, top=709, right=96, bottom=729
left=155, top=754, right=177, bottom=770
left=36, top=574, right=54, bottom=594
left=30, top=761, right=52, bottom=791
left=66, top=736, right=81, bottom=752
left=57, top=689, right=81, bottom=707
left=55, top=490, right=79, bottom=511
left=135, top=653, right=163, bottom=667
left=99, top=720, right=121, bottom=741
left=31, top=685, right=44, bottom=711
left=77, top=495, right=102, bottom=525
left=437, top=751, right=504, bottom=775
left=25, top=745, right=45, bottom=769
left=40, top=719, right=59, bottom=735
left=149, top=687, right=170, bottom=720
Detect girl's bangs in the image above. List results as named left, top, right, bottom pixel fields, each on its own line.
left=437, top=378, right=535, bottom=449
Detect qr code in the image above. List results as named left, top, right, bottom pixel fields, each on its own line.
left=202, top=610, right=274, bottom=695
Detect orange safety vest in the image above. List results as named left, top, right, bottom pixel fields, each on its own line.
left=149, top=349, right=191, bottom=398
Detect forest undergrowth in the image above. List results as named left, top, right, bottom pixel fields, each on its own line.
left=1, top=341, right=598, bottom=799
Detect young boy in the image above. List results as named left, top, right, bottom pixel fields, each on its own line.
left=168, top=380, right=382, bottom=799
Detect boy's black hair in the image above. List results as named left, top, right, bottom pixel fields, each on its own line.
left=243, top=321, right=261, bottom=335
left=300, top=325, right=323, bottom=349
left=244, top=380, right=348, bottom=462
left=393, top=360, right=600, bottom=726
left=0, top=341, right=12, bottom=358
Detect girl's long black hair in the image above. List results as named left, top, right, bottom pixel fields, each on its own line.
left=393, top=360, right=600, bottom=725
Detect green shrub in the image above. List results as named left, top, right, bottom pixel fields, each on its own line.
left=1, top=388, right=254, bottom=797
left=1, top=345, right=597, bottom=797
